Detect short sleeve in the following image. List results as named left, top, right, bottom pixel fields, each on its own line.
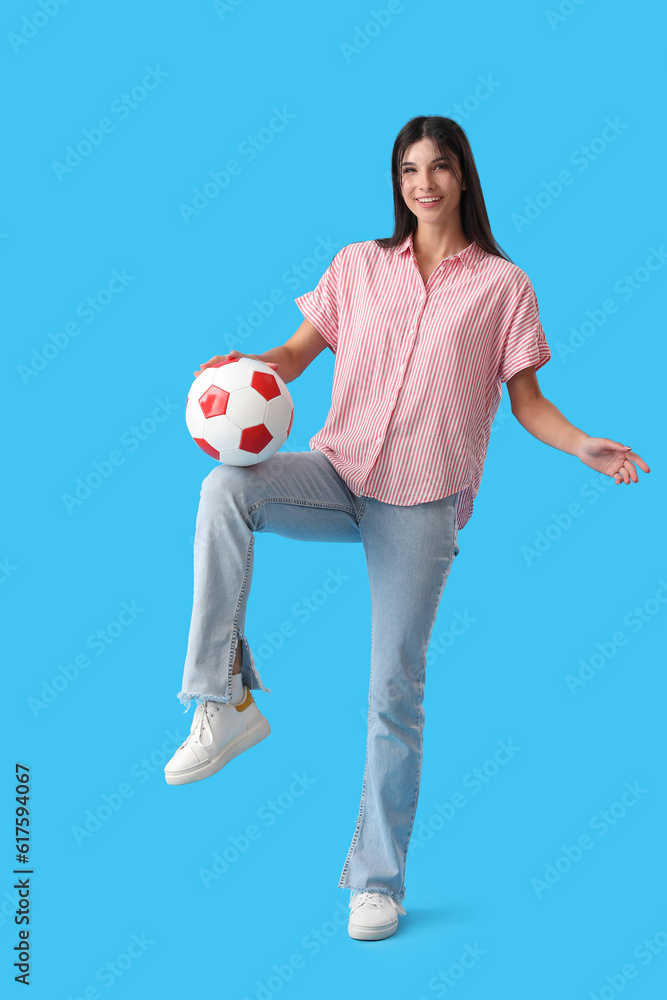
left=498, top=277, right=551, bottom=383
left=294, top=251, right=341, bottom=354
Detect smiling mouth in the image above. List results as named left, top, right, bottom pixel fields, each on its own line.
left=416, top=196, right=443, bottom=205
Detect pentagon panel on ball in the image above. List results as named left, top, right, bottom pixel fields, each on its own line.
left=185, top=357, right=295, bottom=466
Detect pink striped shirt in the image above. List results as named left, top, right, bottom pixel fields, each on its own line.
left=294, top=231, right=551, bottom=530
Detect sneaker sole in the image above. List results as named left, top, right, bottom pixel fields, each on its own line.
left=348, top=917, right=399, bottom=941
left=164, top=714, right=271, bottom=786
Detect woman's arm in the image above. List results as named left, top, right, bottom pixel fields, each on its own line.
left=506, top=366, right=651, bottom=485
left=507, top=367, right=588, bottom=455
left=194, top=319, right=329, bottom=384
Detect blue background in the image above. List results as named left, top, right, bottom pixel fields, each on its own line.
left=3, top=1, right=665, bottom=997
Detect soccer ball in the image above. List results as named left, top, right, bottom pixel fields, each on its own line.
left=185, top=357, right=294, bottom=466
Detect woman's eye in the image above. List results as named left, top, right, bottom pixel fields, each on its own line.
left=402, top=165, right=448, bottom=173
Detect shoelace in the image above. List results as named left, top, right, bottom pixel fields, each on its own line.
left=179, top=702, right=212, bottom=748
left=181, top=696, right=239, bottom=749
left=350, top=891, right=407, bottom=917
left=192, top=703, right=209, bottom=744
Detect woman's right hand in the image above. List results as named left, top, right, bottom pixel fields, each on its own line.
left=193, top=350, right=279, bottom=378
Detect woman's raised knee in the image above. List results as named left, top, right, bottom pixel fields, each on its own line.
left=199, top=463, right=249, bottom=505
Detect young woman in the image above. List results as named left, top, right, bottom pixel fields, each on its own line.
left=164, top=116, right=650, bottom=941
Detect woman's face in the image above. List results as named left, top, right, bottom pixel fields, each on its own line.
left=400, top=138, right=465, bottom=226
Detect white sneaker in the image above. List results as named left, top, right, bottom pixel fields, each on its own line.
left=165, top=686, right=270, bottom=785
left=348, top=890, right=407, bottom=940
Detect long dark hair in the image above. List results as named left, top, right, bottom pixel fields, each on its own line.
left=375, top=115, right=513, bottom=263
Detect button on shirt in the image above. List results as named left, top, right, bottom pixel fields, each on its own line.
left=294, top=231, right=551, bottom=530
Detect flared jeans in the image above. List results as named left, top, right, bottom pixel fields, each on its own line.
left=178, top=448, right=461, bottom=904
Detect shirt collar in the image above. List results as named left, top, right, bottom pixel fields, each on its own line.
left=392, top=231, right=486, bottom=271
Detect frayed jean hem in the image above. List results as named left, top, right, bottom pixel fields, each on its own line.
left=177, top=691, right=233, bottom=711
left=342, top=885, right=406, bottom=905
left=178, top=634, right=272, bottom=711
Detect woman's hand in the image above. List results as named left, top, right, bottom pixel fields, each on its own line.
left=576, top=437, right=651, bottom=485
left=193, top=350, right=279, bottom=378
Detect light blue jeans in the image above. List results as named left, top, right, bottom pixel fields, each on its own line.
left=178, top=449, right=461, bottom=904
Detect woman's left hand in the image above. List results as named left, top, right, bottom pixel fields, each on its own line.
left=576, top=437, right=651, bottom=484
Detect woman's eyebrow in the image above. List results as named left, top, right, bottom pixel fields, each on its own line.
left=401, top=157, right=448, bottom=167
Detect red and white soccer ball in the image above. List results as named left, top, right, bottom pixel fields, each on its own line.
left=185, top=357, right=294, bottom=466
